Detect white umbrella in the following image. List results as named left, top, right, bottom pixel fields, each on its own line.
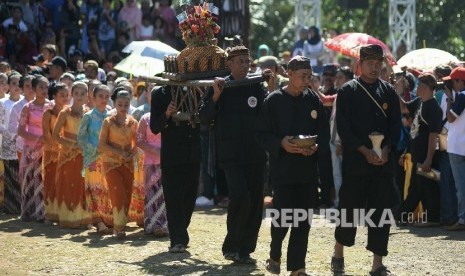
left=116, top=40, right=180, bottom=77
left=114, top=53, right=165, bottom=77
left=122, top=40, right=179, bottom=58
left=397, top=48, right=459, bottom=71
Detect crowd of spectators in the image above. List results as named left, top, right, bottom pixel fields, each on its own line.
left=0, top=0, right=181, bottom=75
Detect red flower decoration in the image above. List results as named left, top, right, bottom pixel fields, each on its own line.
left=178, top=5, right=221, bottom=46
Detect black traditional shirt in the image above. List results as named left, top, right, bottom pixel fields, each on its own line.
left=199, top=75, right=267, bottom=167
left=150, top=86, right=201, bottom=168
left=336, top=77, right=401, bottom=175
left=255, top=88, right=330, bottom=186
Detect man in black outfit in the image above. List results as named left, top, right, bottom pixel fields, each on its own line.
left=400, top=73, right=442, bottom=226
left=331, top=44, right=400, bottom=276
left=150, top=85, right=201, bottom=253
left=317, top=63, right=338, bottom=208
left=199, top=45, right=273, bottom=264
left=256, top=56, right=330, bottom=276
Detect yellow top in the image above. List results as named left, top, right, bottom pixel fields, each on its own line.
left=100, top=115, right=138, bottom=172
left=42, top=109, right=60, bottom=167
left=56, top=107, right=84, bottom=168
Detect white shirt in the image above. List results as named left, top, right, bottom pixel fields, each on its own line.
left=448, top=90, right=465, bottom=156
left=8, top=97, right=29, bottom=153
left=140, top=25, right=154, bottom=40
left=303, top=40, right=324, bottom=67
left=0, top=95, right=24, bottom=159
left=438, top=89, right=455, bottom=131
left=2, top=18, right=28, bottom=32
left=0, top=94, right=8, bottom=147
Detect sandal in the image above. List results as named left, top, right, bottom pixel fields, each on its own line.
left=265, top=258, right=280, bottom=275
left=114, top=230, right=126, bottom=240
left=153, top=228, right=169, bottom=237
left=169, top=244, right=187, bottom=253
left=370, top=265, right=395, bottom=276
left=217, top=197, right=230, bottom=208
left=331, top=256, right=345, bottom=274
left=233, top=254, right=257, bottom=265
left=223, top=252, right=236, bottom=261
left=289, top=268, right=309, bottom=276
left=97, top=223, right=110, bottom=235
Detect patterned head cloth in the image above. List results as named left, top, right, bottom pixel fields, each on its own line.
left=359, top=44, right=385, bottom=61
left=287, top=55, right=312, bottom=71
left=227, top=45, right=250, bottom=60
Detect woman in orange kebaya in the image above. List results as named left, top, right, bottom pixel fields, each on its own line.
left=53, top=81, right=89, bottom=228
left=99, top=87, right=138, bottom=238
left=42, top=82, right=69, bottom=223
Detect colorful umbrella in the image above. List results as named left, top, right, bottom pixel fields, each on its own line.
left=325, top=32, right=396, bottom=65
left=396, top=48, right=459, bottom=71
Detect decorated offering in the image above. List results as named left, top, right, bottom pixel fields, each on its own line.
left=163, top=1, right=228, bottom=80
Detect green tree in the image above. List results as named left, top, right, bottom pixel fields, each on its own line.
left=416, top=0, right=465, bottom=59
left=249, top=0, right=295, bottom=58
left=249, top=0, right=465, bottom=59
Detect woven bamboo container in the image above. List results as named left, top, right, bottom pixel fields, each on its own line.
left=177, top=45, right=227, bottom=74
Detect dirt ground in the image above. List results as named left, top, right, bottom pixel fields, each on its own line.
left=0, top=208, right=464, bottom=276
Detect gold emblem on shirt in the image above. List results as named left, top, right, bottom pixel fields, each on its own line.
left=311, top=110, right=317, bottom=119
left=382, top=103, right=388, bottom=110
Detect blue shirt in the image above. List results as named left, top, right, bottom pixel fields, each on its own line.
left=77, top=108, right=109, bottom=174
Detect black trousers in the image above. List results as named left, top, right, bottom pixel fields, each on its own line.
left=401, top=162, right=441, bottom=222
left=334, top=172, right=396, bottom=256
left=162, top=163, right=200, bottom=247
left=317, top=147, right=334, bottom=206
left=200, top=127, right=228, bottom=200
left=393, top=149, right=406, bottom=202
left=222, top=163, right=264, bottom=257
left=270, top=182, right=317, bottom=271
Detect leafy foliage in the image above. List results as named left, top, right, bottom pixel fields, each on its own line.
left=248, top=0, right=465, bottom=60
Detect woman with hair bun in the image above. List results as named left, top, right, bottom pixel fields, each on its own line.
left=98, top=87, right=138, bottom=239
left=42, top=82, right=69, bottom=223
left=53, top=81, right=89, bottom=228
left=18, top=75, right=52, bottom=222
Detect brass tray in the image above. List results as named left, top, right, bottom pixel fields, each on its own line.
left=288, top=135, right=318, bottom=148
